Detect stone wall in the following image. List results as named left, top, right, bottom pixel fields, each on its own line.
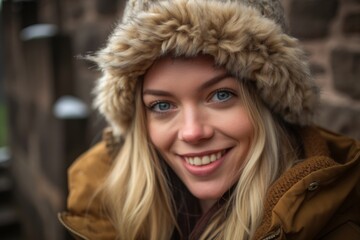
left=282, top=0, right=360, bottom=139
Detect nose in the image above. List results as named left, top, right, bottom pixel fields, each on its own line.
left=178, top=107, right=214, bottom=144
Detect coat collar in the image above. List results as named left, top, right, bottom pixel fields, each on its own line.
left=254, top=127, right=360, bottom=240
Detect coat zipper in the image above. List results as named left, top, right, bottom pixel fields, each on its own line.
left=58, top=213, right=89, bottom=240
left=261, top=228, right=281, bottom=240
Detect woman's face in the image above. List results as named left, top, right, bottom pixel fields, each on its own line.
left=143, top=55, right=254, bottom=212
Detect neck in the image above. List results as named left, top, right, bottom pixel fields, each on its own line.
left=200, top=199, right=217, bottom=214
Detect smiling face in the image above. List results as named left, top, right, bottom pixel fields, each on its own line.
left=142, top=55, right=254, bottom=212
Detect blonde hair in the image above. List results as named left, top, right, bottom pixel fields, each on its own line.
left=102, top=79, right=299, bottom=240
left=103, top=82, right=177, bottom=239
left=197, top=81, right=298, bottom=240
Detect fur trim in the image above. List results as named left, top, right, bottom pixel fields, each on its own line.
left=92, top=0, right=319, bottom=134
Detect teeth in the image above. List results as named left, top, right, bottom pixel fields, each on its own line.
left=202, top=156, right=210, bottom=165
left=185, top=150, right=225, bottom=166
left=194, top=157, right=201, bottom=166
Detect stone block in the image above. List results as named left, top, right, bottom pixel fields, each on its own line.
left=96, top=0, right=119, bottom=15
left=343, top=12, right=360, bottom=34
left=315, top=102, right=360, bottom=140
left=310, top=62, right=326, bottom=76
left=289, top=0, right=338, bottom=39
left=331, top=47, right=360, bottom=99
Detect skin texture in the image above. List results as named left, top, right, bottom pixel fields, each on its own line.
left=143, top=55, right=254, bottom=212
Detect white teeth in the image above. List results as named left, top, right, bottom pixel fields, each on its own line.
left=202, top=156, right=210, bottom=165
left=194, top=157, right=201, bottom=166
left=185, top=150, right=225, bottom=166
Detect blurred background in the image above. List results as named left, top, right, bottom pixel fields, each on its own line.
left=0, top=0, right=359, bottom=239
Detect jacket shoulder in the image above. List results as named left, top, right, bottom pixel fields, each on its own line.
left=317, top=128, right=360, bottom=239
left=254, top=127, right=360, bottom=240
left=67, top=142, right=112, bottom=214
left=59, top=141, right=117, bottom=239
left=317, top=127, right=360, bottom=164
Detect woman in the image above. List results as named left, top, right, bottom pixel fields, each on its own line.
left=58, top=0, right=360, bottom=239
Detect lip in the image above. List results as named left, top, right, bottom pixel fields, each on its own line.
left=180, top=148, right=230, bottom=177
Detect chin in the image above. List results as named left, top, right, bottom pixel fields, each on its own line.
left=188, top=184, right=229, bottom=201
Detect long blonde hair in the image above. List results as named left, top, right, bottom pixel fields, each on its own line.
left=196, top=81, right=298, bottom=240
left=102, top=79, right=299, bottom=240
left=103, top=82, right=178, bottom=239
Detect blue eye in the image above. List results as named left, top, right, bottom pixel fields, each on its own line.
left=211, top=90, right=233, bottom=102
left=149, top=101, right=173, bottom=113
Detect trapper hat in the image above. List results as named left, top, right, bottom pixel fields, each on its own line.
left=92, top=0, right=319, bottom=135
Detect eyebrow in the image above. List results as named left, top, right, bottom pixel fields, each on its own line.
left=199, top=73, right=231, bottom=90
left=142, top=73, right=231, bottom=96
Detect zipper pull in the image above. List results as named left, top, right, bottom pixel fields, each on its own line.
left=261, top=227, right=282, bottom=240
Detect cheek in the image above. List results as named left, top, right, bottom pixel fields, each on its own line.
left=147, top=121, right=177, bottom=169
left=147, top=120, right=172, bottom=153
left=217, top=108, right=254, bottom=138
left=147, top=122, right=160, bottom=147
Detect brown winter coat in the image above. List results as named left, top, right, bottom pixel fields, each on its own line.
left=58, top=126, right=360, bottom=239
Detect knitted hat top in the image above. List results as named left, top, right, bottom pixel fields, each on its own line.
left=92, top=0, right=319, bottom=135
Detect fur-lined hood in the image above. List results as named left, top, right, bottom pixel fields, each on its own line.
left=91, top=0, right=319, bottom=135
